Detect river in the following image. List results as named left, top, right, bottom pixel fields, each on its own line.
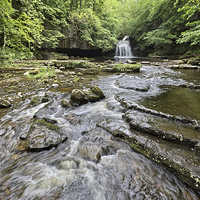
left=0, top=60, right=200, bottom=199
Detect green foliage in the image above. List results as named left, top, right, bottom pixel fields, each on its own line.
left=40, top=0, right=68, bottom=48
left=118, top=0, right=199, bottom=55
left=67, top=8, right=118, bottom=51
left=1, top=0, right=199, bottom=58
left=28, top=66, right=57, bottom=79
left=176, top=0, right=200, bottom=47
left=0, top=0, right=120, bottom=59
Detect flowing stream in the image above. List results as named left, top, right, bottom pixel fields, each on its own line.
left=0, top=61, right=200, bottom=199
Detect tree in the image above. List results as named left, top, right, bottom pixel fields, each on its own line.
left=0, top=0, right=14, bottom=49
left=40, top=0, right=68, bottom=48
left=0, top=0, right=43, bottom=60
left=177, top=0, right=200, bottom=49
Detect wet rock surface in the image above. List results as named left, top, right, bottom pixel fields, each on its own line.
left=0, top=98, right=11, bottom=108
left=70, top=86, right=105, bottom=105
left=18, top=118, right=67, bottom=151
left=123, top=112, right=200, bottom=147
left=70, top=89, right=89, bottom=105
left=97, top=118, right=200, bottom=191
left=0, top=59, right=200, bottom=199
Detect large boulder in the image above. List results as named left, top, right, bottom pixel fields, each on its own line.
left=70, top=89, right=89, bottom=105
left=0, top=98, right=11, bottom=108
left=83, top=89, right=100, bottom=102
left=18, top=118, right=67, bottom=151
left=70, top=87, right=105, bottom=105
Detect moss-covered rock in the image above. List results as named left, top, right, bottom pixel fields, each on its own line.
left=18, top=118, right=67, bottom=151
left=61, top=99, right=72, bottom=108
left=187, top=58, right=200, bottom=65
left=29, top=68, right=40, bottom=75
left=42, top=97, right=49, bottom=103
left=42, top=79, right=49, bottom=83
left=70, top=89, right=89, bottom=105
left=9, top=80, right=19, bottom=86
left=57, top=56, right=69, bottom=60
left=70, top=87, right=105, bottom=105
left=83, top=89, right=101, bottom=102
left=30, top=96, right=41, bottom=106
left=90, top=86, right=105, bottom=99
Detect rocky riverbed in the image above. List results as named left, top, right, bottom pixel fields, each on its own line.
left=0, top=58, right=200, bottom=199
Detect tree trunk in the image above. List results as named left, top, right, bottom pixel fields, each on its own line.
left=3, top=27, right=6, bottom=50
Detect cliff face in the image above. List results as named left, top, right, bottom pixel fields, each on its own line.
left=58, top=40, right=98, bottom=50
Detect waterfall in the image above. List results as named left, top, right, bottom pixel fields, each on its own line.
left=114, top=36, right=133, bottom=62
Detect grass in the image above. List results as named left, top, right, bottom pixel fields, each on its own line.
left=27, top=66, right=58, bottom=79
left=73, top=75, right=80, bottom=83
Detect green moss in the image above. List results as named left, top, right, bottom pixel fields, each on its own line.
left=27, top=66, right=57, bottom=80
left=36, top=119, right=59, bottom=131
left=42, top=79, right=49, bottom=83
left=90, top=86, right=105, bottom=99
left=63, top=61, right=97, bottom=69
left=30, top=96, right=41, bottom=106
left=73, top=75, right=80, bottom=83
left=115, top=63, right=142, bottom=72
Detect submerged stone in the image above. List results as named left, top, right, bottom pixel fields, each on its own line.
left=59, top=160, right=78, bottom=170
left=0, top=98, right=11, bottom=108
left=75, top=68, right=98, bottom=75
left=61, top=99, right=72, bottom=108
left=30, top=96, right=41, bottom=106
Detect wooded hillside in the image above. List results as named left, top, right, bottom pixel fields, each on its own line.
left=0, top=0, right=199, bottom=60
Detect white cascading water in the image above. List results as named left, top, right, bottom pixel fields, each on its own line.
left=114, top=35, right=133, bottom=58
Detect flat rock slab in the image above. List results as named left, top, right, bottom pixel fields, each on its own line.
left=18, top=119, right=67, bottom=151
left=170, top=65, right=199, bottom=69
left=141, top=61, right=151, bottom=64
